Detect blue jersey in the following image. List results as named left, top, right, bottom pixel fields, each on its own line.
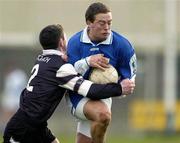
left=67, top=27, right=137, bottom=107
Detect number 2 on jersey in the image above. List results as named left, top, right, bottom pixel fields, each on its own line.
left=26, top=64, right=39, bottom=92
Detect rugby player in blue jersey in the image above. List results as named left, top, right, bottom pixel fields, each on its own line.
left=67, top=2, right=137, bottom=143
left=3, top=24, right=135, bottom=143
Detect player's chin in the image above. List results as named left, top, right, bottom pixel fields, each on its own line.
left=100, top=35, right=108, bottom=41
left=102, top=33, right=109, bottom=38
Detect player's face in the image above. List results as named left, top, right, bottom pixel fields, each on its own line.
left=88, top=12, right=112, bottom=42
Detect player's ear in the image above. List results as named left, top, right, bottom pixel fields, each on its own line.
left=59, top=38, right=68, bottom=62
left=86, top=20, right=91, bottom=25
left=87, top=20, right=95, bottom=29
left=59, top=38, right=66, bottom=53
left=87, top=20, right=93, bottom=27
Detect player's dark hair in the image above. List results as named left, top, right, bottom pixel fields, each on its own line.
left=85, top=2, right=110, bottom=22
left=39, top=24, right=64, bottom=50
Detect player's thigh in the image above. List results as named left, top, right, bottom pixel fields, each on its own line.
left=83, top=98, right=112, bottom=121
left=73, top=97, right=112, bottom=120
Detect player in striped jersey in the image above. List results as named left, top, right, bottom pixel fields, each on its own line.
left=3, top=24, right=135, bottom=143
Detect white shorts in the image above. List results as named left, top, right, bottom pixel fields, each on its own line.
left=66, top=95, right=112, bottom=137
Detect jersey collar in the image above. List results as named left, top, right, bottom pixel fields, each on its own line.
left=80, top=26, right=113, bottom=46
left=42, top=49, right=64, bottom=56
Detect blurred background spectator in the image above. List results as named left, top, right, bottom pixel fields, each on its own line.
left=0, top=63, right=27, bottom=131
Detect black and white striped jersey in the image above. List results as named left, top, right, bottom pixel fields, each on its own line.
left=20, top=49, right=122, bottom=125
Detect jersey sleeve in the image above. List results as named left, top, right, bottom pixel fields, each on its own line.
left=117, top=40, right=137, bottom=80
left=56, top=63, right=92, bottom=96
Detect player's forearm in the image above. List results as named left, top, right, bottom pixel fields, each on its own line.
left=71, top=79, right=123, bottom=99
left=74, top=57, right=90, bottom=75
left=86, top=83, right=122, bottom=100
left=59, top=77, right=122, bottom=100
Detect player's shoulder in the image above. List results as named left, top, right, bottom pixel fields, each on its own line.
left=112, top=31, right=130, bottom=44
left=69, top=30, right=83, bottom=42
left=36, top=54, right=64, bottom=69
left=48, top=55, right=65, bottom=67
left=112, top=31, right=134, bottom=50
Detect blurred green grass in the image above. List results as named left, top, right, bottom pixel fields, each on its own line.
left=106, top=134, right=180, bottom=143
left=0, top=133, right=179, bottom=143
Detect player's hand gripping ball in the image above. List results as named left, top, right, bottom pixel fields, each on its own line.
left=89, top=64, right=119, bottom=84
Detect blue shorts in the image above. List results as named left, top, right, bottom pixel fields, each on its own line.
left=69, top=91, right=84, bottom=108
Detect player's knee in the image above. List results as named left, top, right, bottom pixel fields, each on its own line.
left=98, top=110, right=111, bottom=125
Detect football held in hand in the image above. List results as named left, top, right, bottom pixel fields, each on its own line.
left=89, top=64, right=119, bottom=84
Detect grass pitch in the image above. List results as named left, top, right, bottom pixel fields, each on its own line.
left=53, top=133, right=180, bottom=143
left=0, top=133, right=179, bottom=143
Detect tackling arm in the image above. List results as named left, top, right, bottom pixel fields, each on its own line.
left=56, top=63, right=124, bottom=99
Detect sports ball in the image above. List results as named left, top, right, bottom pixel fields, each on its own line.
left=89, top=64, right=119, bottom=84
